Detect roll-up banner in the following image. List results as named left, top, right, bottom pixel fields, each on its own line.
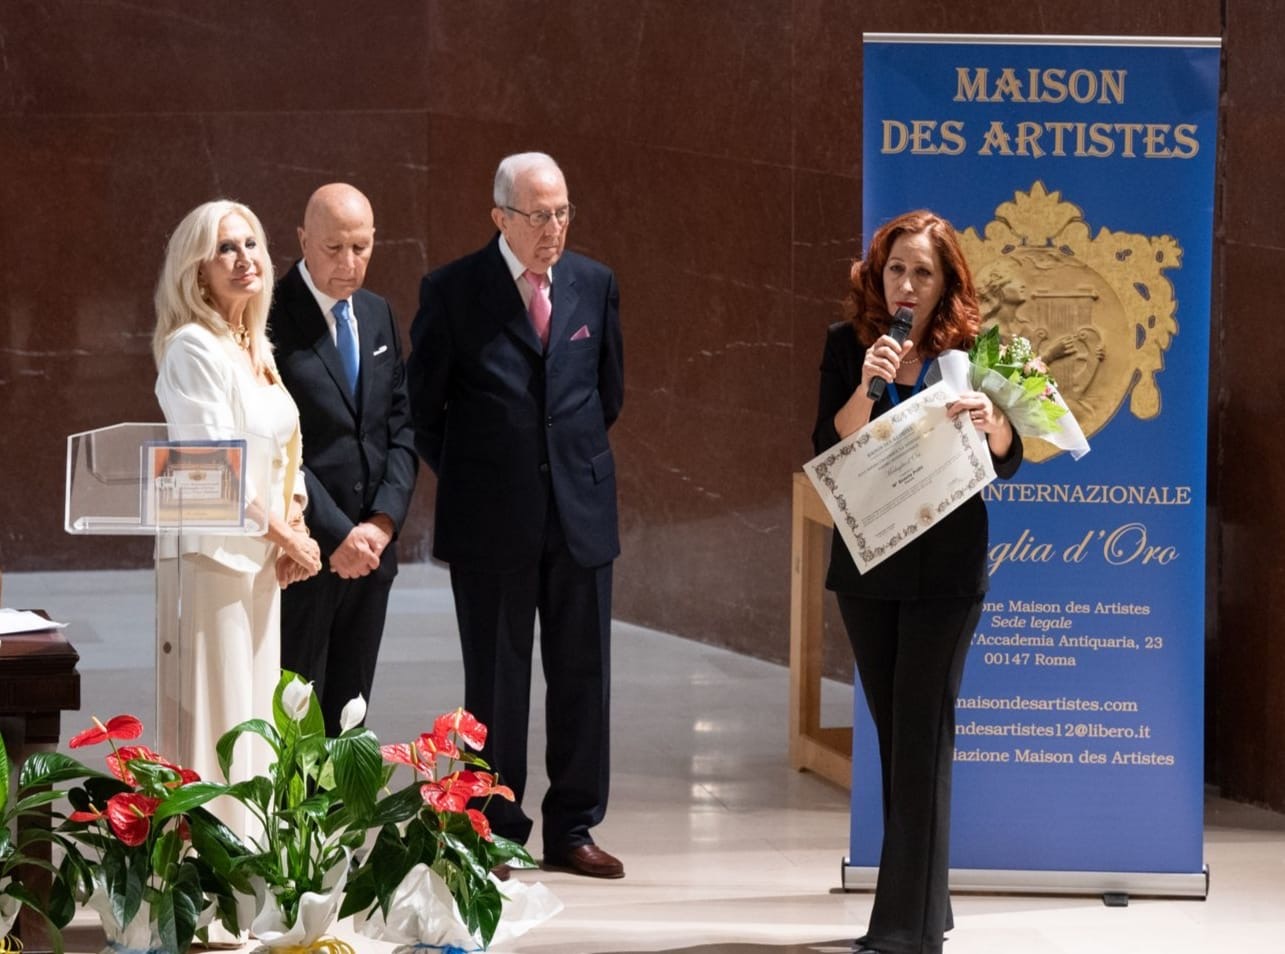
left=849, top=34, right=1219, bottom=896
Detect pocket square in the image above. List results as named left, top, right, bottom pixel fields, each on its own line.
left=570, top=324, right=592, bottom=341
left=371, top=344, right=388, bottom=357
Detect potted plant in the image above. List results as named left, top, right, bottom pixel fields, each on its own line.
left=18, top=713, right=247, bottom=954
left=213, top=671, right=383, bottom=951
left=342, top=708, right=561, bottom=952
left=0, top=730, right=53, bottom=948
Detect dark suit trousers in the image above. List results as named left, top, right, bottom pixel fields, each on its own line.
left=449, top=495, right=612, bottom=856
left=837, top=594, right=983, bottom=954
left=280, top=567, right=392, bottom=737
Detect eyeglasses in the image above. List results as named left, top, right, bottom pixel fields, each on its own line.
left=502, top=204, right=576, bottom=228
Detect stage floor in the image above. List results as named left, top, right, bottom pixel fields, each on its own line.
left=7, top=565, right=1281, bottom=954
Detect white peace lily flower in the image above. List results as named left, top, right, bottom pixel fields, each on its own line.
left=282, top=679, right=313, bottom=722
left=339, top=694, right=367, bottom=733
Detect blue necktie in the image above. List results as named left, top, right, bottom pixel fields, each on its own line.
left=333, top=299, right=359, bottom=396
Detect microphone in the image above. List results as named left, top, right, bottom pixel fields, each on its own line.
left=866, top=307, right=915, bottom=401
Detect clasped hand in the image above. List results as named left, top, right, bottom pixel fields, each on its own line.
left=329, top=520, right=391, bottom=579
left=275, top=505, right=322, bottom=588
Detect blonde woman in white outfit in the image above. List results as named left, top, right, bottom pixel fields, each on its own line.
left=152, top=201, right=322, bottom=857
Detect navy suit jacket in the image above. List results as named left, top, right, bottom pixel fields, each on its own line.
left=408, top=235, right=624, bottom=572
left=267, top=262, right=418, bottom=572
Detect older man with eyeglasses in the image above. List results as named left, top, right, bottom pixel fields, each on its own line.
left=407, top=152, right=625, bottom=879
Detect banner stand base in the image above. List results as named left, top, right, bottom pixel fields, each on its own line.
left=842, top=860, right=1209, bottom=900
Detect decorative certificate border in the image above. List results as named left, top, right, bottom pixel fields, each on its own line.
left=806, top=386, right=993, bottom=572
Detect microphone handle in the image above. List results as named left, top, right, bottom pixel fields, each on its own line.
left=866, top=307, right=915, bottom=401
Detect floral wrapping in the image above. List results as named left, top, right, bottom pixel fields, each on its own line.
left=353, top=863, right=562, bottom=953
left=249, top=851, right=352, bottom=952
left=968, top=326, right=1090, bottom=460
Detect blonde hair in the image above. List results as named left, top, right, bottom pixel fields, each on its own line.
left=152, top=200, right=275, bottom=368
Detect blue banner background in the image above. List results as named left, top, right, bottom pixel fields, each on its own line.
left=855, top=36, right=1218, bottom=875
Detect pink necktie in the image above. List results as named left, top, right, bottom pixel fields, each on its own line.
left=523, top=270, right=551, bottom=349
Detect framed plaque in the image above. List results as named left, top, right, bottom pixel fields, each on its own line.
left=142, top=439, right=248, bottom=529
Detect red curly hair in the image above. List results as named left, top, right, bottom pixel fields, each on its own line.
left=845, top=209, right=980, bottom=358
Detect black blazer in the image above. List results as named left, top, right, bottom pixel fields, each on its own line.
left=812, top=320, right=1022, bottom=599
left=267, top=262, right=418, bottom=571
left=407, top=235, right=624, bottom=572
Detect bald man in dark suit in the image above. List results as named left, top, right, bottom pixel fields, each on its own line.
left=268, top=183, right=417, bottom=736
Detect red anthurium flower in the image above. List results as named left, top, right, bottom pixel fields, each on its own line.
left=105, top=793, right=161, bottom=847
left=451, top=769, right=515, bottom=802
left=416, top=729, right=459, bottom=761
left=69, top=714, right=144, bottom=749
left=435, top=708, right=487, bottom=751
left=466, top=809, right=493, bottom=841
left=420, top=780, right=468, bottom=814
left=68, top=805, right=106, bottom=824
left=381, top=742, right=415, bottom=766
left=382, top=742, right=437, bottom=778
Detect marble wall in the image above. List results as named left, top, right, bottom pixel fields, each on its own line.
left=7, top=2, right=1285, bottom=808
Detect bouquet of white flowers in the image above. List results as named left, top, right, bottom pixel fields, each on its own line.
left=968, top=325, right=1090, bottom=460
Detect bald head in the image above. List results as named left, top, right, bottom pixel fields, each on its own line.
left=298, top=183, right=375, bottom=300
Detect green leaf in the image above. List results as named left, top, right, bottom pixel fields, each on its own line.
left=170, top=863, right=203, bottom=951
left=154, top=886, right=179, bottom=954
left=216, top=718, right=280, bottom=782
left=101, top=847, right=144, bottom=929
left=0, top=732, right=9, bottom=814
left=223, top=774, right=273, bottom=810
left=17, top=752, right=101, bottom=788
left=473, top=878, right=504, bottom=948
left=12, top=788, right=70, bottom=814
left=328, top=730, right=383, bottom=820
left=6, top=880, right=70, bottom=951
left=153, top=781, right=227, bottom=821
left=151, top=828, right=182, bottom=883
left=441, top=831, right=488, bottom=881
left=338, top=822, right=419, bottom=920
left=369, top=784, right=425, bottom=827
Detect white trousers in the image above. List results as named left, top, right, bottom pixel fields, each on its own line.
left=156, top=553, right=280, bottom=843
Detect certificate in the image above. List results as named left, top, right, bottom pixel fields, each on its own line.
left=804, top=381, right=995, bottom=573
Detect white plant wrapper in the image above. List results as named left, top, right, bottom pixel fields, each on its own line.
left=86, top=890, right=164, bottom=953
left=969, top=364, right=1090, bottom=460
left=353, top=862, right=563, bottom=952
left=251, top=850, right=352, bottom=950
left=0, top=892, right=21, bottom=939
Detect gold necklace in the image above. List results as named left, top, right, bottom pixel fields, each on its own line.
left=229, top=324, right=251, bottom=350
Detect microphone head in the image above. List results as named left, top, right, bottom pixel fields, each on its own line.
left=891, top=306, right=914, bottom=334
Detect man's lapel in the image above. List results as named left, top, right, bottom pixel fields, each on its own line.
left=546, top=262, right=579, bottom=356
left=481, top=239, right=543, bottom=355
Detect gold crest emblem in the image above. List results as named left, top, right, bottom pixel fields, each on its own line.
left=959, top=182, right=1180, bottom=461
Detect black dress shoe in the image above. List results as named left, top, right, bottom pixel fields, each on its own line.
left=543, top=843, right=625, bottom=878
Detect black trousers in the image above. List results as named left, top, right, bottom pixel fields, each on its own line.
left=280, top=563, right=394, bottom=737
left=837, top=593, right=983, bottom=954
left=449, top=499, right=613, bottom=856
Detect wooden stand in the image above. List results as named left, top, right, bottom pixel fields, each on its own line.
left=788, top=473, right=852, bottom=789
left=0, top=617, right=82, bottom=954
